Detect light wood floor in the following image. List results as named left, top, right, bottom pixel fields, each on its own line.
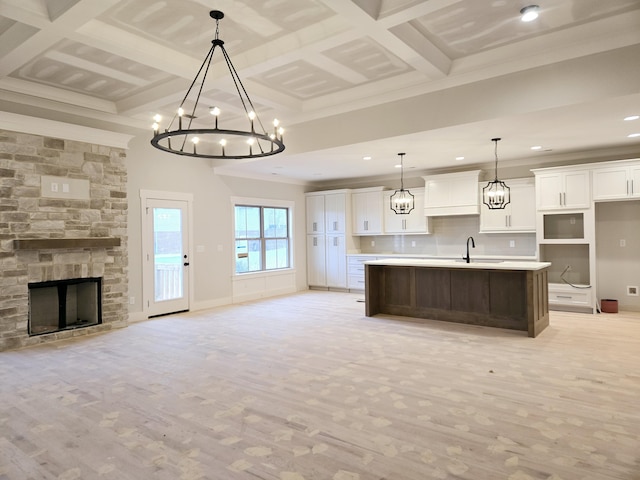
left=1, top=290, right=639, bottom=480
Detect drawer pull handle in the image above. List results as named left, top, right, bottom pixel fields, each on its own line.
left=557, top=295, right=572, bottom=299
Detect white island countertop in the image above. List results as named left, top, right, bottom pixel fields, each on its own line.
left=365, top=258, right=551, bottom=271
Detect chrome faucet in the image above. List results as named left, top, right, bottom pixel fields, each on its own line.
left=463, top=236, right=475, bottom=263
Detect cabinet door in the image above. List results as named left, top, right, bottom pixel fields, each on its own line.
left=325, top=193, right=346, bottom=233
left=306, top=195, right=325, bottom=233
left=326, top=235, right=347, bottom=288
left=563, top=170, right=590, bottom=208
left=352, top=191, right=383, bottom=235
left=536, top=173, right=563, bottom=209
left=507, top=181, right=536, bottom=231
left=592, top=167, right=629, bottom=200
left=630, top=165, right=640, bottom=198
left=306, top=235, right=326, bottom=286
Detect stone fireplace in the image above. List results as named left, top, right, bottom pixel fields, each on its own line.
left=0, top=128, right=129, bottom=351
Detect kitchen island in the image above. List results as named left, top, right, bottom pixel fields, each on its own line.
left=365, top=258, right=551, bottom=337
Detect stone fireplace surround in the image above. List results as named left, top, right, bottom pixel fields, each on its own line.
left=0, top=128, right=129, bottom=351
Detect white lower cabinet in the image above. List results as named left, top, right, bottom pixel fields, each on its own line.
left=347, top=255, right=375, bottom=290
left=548, top=283, right=594, bottom=310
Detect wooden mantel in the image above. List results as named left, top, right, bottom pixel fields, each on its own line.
left=13, top=238, right=121, bottom=250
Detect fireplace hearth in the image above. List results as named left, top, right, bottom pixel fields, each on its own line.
left=29, top=277, right=102, bottom=336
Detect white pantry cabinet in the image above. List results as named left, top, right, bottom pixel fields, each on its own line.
left=383, top=188, right=430, bottom=234
left=533, top=168, right=590, bottom=210
left=325, top=192, right=348, bottom=233
left=479, top=178, right=536, bottom=233
left=305, top=190, right=354, bottom=289
left=306, top=234, right=326, bottom=287
left=592, top=159, right=640, bottom=201
left=326, top=235, right=347, bottom=288
left=352, top=187, right=385, bottom=235
left=306, top=194, right=324, bottom=233
left=422, top=170, right=481, bottom=216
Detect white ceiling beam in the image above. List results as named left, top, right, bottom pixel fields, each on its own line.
left=320, top=0, right=450, bottom=79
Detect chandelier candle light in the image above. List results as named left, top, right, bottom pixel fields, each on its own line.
left=390, top=152, right=415, bottom=214
left=482, top=138, right=510, bottom=210
left=151, top=10, right=285, bottom=159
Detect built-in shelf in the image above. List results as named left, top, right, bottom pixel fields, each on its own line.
left=13, top=238, right=121, bottom=250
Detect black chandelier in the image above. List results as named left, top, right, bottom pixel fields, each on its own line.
left=390, top=152, right=415, bottom=214
left=482, top=138, right=510, bottom=210
left=151, top=10, right=285, bottom=159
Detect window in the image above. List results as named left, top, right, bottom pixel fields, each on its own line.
left=234, top=205, right=291, bottom=273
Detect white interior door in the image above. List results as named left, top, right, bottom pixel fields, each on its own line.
left=143, top=197, right=190, bottom=317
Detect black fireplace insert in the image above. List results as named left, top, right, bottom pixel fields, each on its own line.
left=28, top=277, right=102, bottom=335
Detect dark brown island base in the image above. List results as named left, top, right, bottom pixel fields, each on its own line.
left=365, top=259, right=551, bottom=337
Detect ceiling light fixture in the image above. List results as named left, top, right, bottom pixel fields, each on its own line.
left=624, top=115, right=639, bottom=121
left=628, top=133, right=640, bottom=138
left=531, top=145, right=542, bottom=150
left=390, top=152, right=415, bottom=215
left=150, top=10, right=285, bottom=159
left=482, top=138, right=511, bottom=210
left=520, top=5, right=539, bottom=22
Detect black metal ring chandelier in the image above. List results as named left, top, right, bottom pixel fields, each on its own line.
left=151, top=10, right=285, bottom=159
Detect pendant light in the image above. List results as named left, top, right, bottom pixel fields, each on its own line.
left=482, top=138, right=511, bottom=210
left=390, top=152, right=415, bottom=214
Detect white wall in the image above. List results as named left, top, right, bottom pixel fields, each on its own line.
left=126, top=134, right=308, bottom=317
left=595, top=200, right=640, bottom=312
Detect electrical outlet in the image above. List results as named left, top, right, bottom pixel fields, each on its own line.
left=620, top=239, right=626, bottom=247
left=371, top=240, right=375, bottom=247
left=51, top=182, right=58, bottom=192
left=570, top=216, right=576, bottom=225
left=129, top=296, right=135, bottom=305
left=411, top=241, right=416, bottom=247
left=627, top=286, right=639, bottom=296
left=509, top=240, right=515, bottom=248
left=62, top=183, right=70, bottom=193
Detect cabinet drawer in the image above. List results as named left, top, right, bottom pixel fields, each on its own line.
left=348, top=264, right=365, bottom=275
left=549, top=289, right=590, bottom=306
left=348, top=275, right=366, bottom=290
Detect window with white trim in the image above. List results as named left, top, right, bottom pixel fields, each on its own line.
left=234, top=204, right=291, bottom=273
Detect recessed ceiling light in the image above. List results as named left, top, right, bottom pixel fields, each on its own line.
left=455, top=156, right=465, bottom=161
left=363, top=156, right=372, bottom=160
left=624, top=115, right=639, bottom=121
left=394, top=164, right=402, bottom=168
left=628, top=133, right=640, bottom=138
left=520, top=5, right=539, bottom=22
left=531, top=145, right=543, bottom=150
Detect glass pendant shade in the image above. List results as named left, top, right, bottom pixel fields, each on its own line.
left=390, top=152, right=415, bottom=214
left=482, top=138, right=511, bottom=210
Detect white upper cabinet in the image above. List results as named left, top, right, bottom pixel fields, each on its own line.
left=306, top=194, right=325, bottom=233
left=383, top=188, right=430, bottom=234
left=479, top=178, right=536, bottom=233
left=352, top=187, right=385, bottom=235
left=533, top=168, right=590, bottom=210
left=324, top=192, right=347, bottom=234
left=423, top=170, right=481, bottom=216
left=592, top=159, right=640, bottom=201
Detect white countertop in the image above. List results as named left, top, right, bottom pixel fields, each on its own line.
left=364, top=258, right=551, bottom=271
left=348, top=252, right=539, bottom=261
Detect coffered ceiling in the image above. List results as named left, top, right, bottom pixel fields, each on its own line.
left=1, top=0, right=639, bottom=184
